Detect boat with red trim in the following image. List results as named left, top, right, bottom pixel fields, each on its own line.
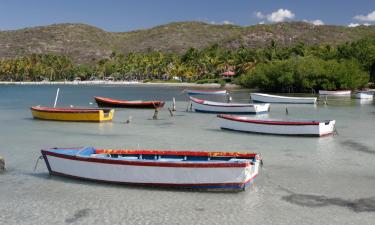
left=190, top=96, right=270, bottom=114
left=31, top=106, right=114, bottom=122
left=95, top=96, right=165, bottom=108
left=41, top=147, right=261, bottom=191
left=218, top=114, right=336, bottom=136
left=185, top=89, right=228, bottom=96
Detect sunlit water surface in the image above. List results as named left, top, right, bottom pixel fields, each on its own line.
left=0, top=85, right=375, bottom=224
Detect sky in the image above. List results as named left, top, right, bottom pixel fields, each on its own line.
left=0, top=0, right=375, bottom=31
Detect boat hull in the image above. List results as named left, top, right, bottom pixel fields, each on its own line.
left=190, top=97, right=270, bottom=114
left=250, top=93, right=317, bottom=104
left=95, top=97, right=165, bottom=108
left=41, top=148, right=260, bottom=191
left=218, top=115, right=335, bottom=137
left=31, top=107, right=114, bottom=122
left=186, top=90, right=228, bottom=96
left=355, top=92, right=373, bottom=99
left=319, top=90, right=351, bottom=96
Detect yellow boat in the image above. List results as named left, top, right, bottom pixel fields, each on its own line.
left=30, top=106, right=114, bottom=122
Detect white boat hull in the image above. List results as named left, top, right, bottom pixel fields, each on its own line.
left=186, top=90, right=228, bottom=95
left=355, top=92, right=373, bottom=99
left=319, top=90, right=351, bottom=96
left=250, top=93, right=317, bottom=104
left=42, top=149, right=260, bottom=190
left=190, top=97, right=270, bottom=114
left=218, top=116, right=336, bottom=136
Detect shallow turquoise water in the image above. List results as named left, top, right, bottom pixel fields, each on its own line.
left=0, top=85, right=375, bottom=224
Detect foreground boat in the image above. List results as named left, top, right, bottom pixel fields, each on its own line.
left=185, top=89, right=228, bottom=96
left=250, top=93, right=317, bottom=104
left=190, top=97, right=270, bottom=114
left=355, top=91, right=373, bottom=99
left=218, top=115, right=336, bottom=137
left=95, top=96, right=165, bottom=108
left=319, top=90, right=351, bottom=96
left=31, top=106, right=114, bottom=122
left=41, top=147, right=261, bottom=191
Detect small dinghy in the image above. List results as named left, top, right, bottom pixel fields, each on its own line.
left=190, top=97, right=270, bottom=114
left=41, top=147, right=261, bottom=191
left=30, top=106, right=114, bottom=122
left=250, top=93, right=317, bottom=104
left=95, top=96, right=165, bottom=108
left=218, top=115, right=336, bottom=137
left=355, top=91, right=373, bottom=99
left=185, top=89, right=228, bottom=96
left=319, top=90, right=351, bottom=96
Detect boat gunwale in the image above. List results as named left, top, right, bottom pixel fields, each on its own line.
left=31, top=106, right=113, bottom=113
left=251, top=93, right=317, bottom=101
left=190, top=96, right=268, bottom=108
left=218, top=114, right=333, bottom=126
left=94, top=96, right=165, bottom=106
left=42, top=151, right=253, bottom=168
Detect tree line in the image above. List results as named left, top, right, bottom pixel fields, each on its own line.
left=1, top=37, right=374, bottom=92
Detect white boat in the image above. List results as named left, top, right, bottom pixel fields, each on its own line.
left=218, top=115, right=336, bottom=137
left=319, top=90, right=351, bottom=96
left=41, top=147, right=261, bottom=191
left=190, top=97, right=270, bottom=114
left=250, top=93, right=317, bottom=104
left=185, top=89, right=228, bottom=96
left=355, top=91, right=373, bottom=99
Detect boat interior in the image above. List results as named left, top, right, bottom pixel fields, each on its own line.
left=47, top=147, right=256, bottom=162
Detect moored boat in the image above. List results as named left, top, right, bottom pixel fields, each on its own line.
left=41, top=147, right=261, bottom=191
left=319, top=90, right=351, bottom=96
left=218, top=114, right=336, bottom=137
left=95, top=96, right=165, bottom=108
left=250, top=93, right=317, bottom=104
left=355, top=91, right=373, bottom=99
left=31, top=106, right=114, bottom=122
left=185, top=89, right=228, bottom=96
left=190, top=96, right=270, bottom=114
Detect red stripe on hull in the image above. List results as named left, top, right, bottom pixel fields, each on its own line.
left=218, top=114, right=325, bottom=125
left=43, top=151, right=253, bottom=168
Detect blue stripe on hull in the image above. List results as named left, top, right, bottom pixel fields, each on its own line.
left=194, top=109, right=268, bottom=114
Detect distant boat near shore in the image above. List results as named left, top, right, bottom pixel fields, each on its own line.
left=319, top=90, right=351, bottom=96
left=41, top=147, right=262, bottom=191
left=218, top=114, right=336, bottom=137
left=31, top=106, right=114, bottom=122
left=250, top=93, right=317, bottom=104
left=354, top=91, right=374, bottom=99
left=190, top=96, right=270, bottom=114
left=95, top=96, right=165, bottom=108
left=185, top=89, right=228, bottom=96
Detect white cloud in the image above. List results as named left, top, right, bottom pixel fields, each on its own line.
left=304, top=19, right=324, bottom=26
left=223, top=20, right=234, bottom=25
left=255, top=9, right=295, bottom=23
left=255, top=11, right=265, bottom=19
left=267, top=9, right=295, bottom=22
left=258, top=21, right=265, bottom=25
left=348, top=22, right=372, bottom=27
left=354, top=10, right=375, bottom=22
left=209, top=20, right=234, bottom=25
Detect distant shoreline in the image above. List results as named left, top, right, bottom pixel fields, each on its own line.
left=0, top=80, right=240, bottom=88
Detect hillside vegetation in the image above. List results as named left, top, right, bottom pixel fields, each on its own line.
left=0, top=22, right=375, bottom=92
left=1, top=22, right=375, bottom=64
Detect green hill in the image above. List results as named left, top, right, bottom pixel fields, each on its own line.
left=0, top=21, right=375, bottom=64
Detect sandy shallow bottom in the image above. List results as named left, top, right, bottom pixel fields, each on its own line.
left=0, top=85, right=375, bottom=224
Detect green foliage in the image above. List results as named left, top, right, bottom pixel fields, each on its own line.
left=0, top=35, right=374, bottom=92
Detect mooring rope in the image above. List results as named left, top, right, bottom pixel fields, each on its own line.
left=33, top=155, right=43, bottom=172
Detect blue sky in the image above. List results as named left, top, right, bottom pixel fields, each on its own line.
left=0, top=0, right=374, bottom=31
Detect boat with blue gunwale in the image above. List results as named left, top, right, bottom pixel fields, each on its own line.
left=190, top=96, right=270, bottom=114
left=41, top=147, right=261, bottom=191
